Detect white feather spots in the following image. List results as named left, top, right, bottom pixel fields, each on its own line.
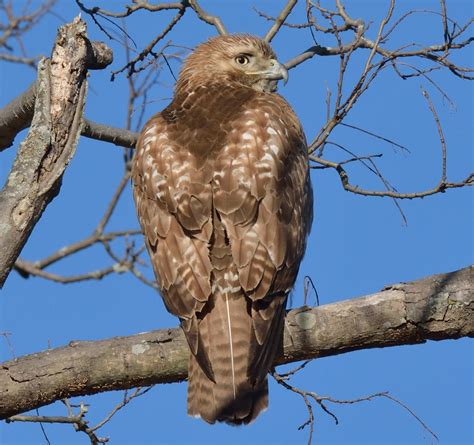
left=262, top=153, right=273, bottom=162
left=267, top=127, right=278, bottom=136
left=143, top=126, right=156, bottom=136
left=176, top=174, right=190, bottom=188
left=241, top=132, right=254, bottom=141
left=269, top=144, right=280, bottom=156
left=264, top=112, right=270, bottom=118
left=224, top=271, right=239, bottom=282
left=142, top=135, right=157, bottom=146
left=220, top=285, right=241, bottom=294
left=245, top=120, right=256, bottom=125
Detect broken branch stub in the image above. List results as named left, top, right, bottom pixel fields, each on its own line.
left=0, top=17, right=112, bottom=287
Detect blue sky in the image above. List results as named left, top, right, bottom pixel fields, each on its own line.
left=0, top=1, right=472, bottom=444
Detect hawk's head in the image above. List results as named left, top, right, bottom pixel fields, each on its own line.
left=176, top=34, right=288, bottom=94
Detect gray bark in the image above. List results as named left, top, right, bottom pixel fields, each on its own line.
left=0, top=265, right=472, bottom=419
left=0, top=17, right=112, bottom=287
left=0, top=41, right=112, bottom=152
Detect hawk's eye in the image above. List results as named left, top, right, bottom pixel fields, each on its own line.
left=235, top=55, right=250, bottom=65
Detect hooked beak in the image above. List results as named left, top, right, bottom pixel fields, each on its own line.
left=260, top=59, right=289, bottom=85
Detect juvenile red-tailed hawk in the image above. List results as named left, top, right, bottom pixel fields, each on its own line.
left=132, top=34, right=312, bottom=424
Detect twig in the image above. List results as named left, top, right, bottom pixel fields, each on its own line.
left=421, top=87, right=447, bottom=184
left=272, top=368, right=439, bottom=444
left=111, top=12, right=184, bottom=80
left=35, top=408, right=51, bottom=445
left=73, top=1, right=184, bottom=19
left=14, top=231, right=139, bottom=272
left=310, top=153, right=383, bottom=169
left=95, top=172, right=131, bottom=234
left=263, top=0, right=297, bottom=42
left=88, top=387, right=154, bottom=433
left=0, top=52, right=38, bottom=66
left=9, top=401, right=109, bottom=445
left=254, top=7, right=313, bottom=29
left=14, top=260, right=122, bottom=284
left=0, top=332, right=16, bottom=358
left=340, top=123, right=410, bottom=153
left=310, top=154, right=472, bottom=199
left=187, top=0, right=227, bottom=35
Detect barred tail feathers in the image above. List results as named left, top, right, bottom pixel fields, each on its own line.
left=187, top=291, right=268, bottom=425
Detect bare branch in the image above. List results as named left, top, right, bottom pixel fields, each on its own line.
left=110, top=16, right=183, bottom=80
left=82, top=119, right=138, bottom=149
left=421, top=88, right=447, bottom=184
left=0, top=52, right=37, bottom=66
left=95, top=172, right=131, bottom=234
left=14, top=260, right=121, bottom=284
left=254, top=7, right=313, bottom=30
left=0, top=17, right=97, bottom=288
left=263, top=0, right=297, bottom=42
left=309, top=154, right=472, bottom=199
left=273, top=367, right=439, bottom=445
left=0, top=81, right=36, bottom=151
left=0, top=0, right=57, bottom=68
left=74, top=1, right=184, bottom=19
left=284, top=2, right=473, bottom=72
left=88, top=387, right=153, bottom=433
left=8, top=401, right=109, bottom=444
left=187, top=0, right=227, bottom=35
left=0, top=40, right=113, bottom=151
left=1, top=266, right=472, bottom=419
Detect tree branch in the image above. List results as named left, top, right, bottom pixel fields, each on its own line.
left=263, top=0, right=297, bottom=42
left=1, top=265, right=472, bottom=419
left=0, top=40, right=113, bottom=151
left=0, top=17, right=113, bottom=287
left=187, top=0, right=227, bottom=35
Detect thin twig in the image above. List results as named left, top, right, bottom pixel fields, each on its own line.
left=272, top=368, right=439, bottom=444
left=187, top=0, right=227, bottom=35
left=421, top=87, right=447, bottom=184
left=88, top=387, right=154, bottom=433
left=263, top=0, right=297, bottom=42
left=95, top=172, right=131, bottom=234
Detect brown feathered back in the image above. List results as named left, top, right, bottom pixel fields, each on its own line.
left=132, top=34, right=313, bottom=424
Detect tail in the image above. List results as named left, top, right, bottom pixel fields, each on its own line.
left=187, top=292, right=268, bottom=425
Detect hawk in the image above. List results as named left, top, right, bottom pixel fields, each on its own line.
left=132, top=34, right=313, bottom=425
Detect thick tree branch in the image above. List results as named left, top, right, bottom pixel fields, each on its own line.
left=0, top=266, right=472, bottom=419
left=0, top=41, right=112, bottom=151
left=0, top=18, right=112, bottom=287
left=0, top=81, right=36, bottom=151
